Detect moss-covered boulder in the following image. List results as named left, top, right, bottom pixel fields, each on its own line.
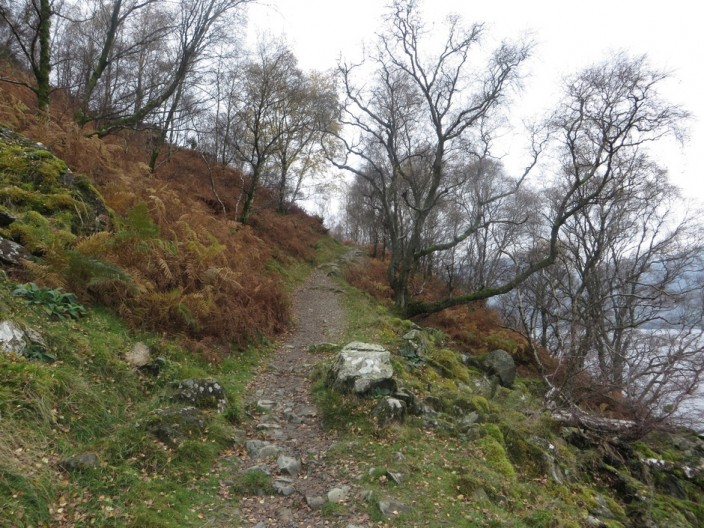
left=0, top=127, right=109, bottom=257
left=145, top=406, right=207, bottom=447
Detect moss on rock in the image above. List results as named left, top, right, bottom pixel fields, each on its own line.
left=0, top=127, right=109, bottom=251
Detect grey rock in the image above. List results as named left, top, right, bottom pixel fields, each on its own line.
left=526, top=436, right=565, bottom=484
left=125, top=342, right=151, bottom=368
left=171, top=378, right=228, bottom=413
left=472, top=488, right=489, bottom=502
left=59, top=452, right=99, bottom=471
left=386, top=471, right=403, bottom=485
left=393, top=388, right=419, bottom=414
left=253, top=522, right=267, bottom=528
left=284, top=410, right=303, bottom=423
left=585, top=515, right=607, bottom=528
left=456, top=412, right=480, bottom=432
left=0, top=235, right=32, bottom=266
left=0, top=320, right=50, bottom=360
left=256, top=423, right=282, bottom=431
left=372, top=397, right=406, bottom=426
left=0, top=320, right=29, bottom=356
left=401, top=329, right=429, bottom=356
left=306, top=495, right=325, bottom=509
left=472, top=377, right=494, bottom=394
left=277, top=508, right=294, bottom=522
left=277, top=454, right=302, bottom=478
left=378, top=498, right=409, bottom=518
left=483, top=349, right=516, bottom=388
left=256, top=399, right=277, bottom=411
left=146, top=407, right=206, bottom=447
left=259, top=445, right=282, bottom=458
left=328, top=343, right=396, bottom=395
left=245, top=440, right=269, bottom=457
left=327, top=485, right=350, bottom=503
left=273, top=477, right=295, bottom=496
left=245, top=464, right=271, bottom=476
left=22, top=326, right=46, bottom=349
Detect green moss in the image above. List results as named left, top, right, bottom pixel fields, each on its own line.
left=481, top=424, right=505, bottom=445
left=525, top=510, right=557, bottom=527
left=0, top=143, right=65, bottom=185
left=632, top=441, right=660, bottom=459
left=478, top=434, right=515, bottom=480
left=484, top=332, right=521, bottom=354
left=0, top=132, right=110, bottom=253
left=428, top=348, right=470, bottom=382
left=470, top=395, right=491, bottom=413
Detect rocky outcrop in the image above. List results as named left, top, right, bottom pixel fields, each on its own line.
left=0, top=236, right=31, bottom=266
left=327, top=342, right=396, bottom=395
left=0, top=320, right=52, bottom=361
left=171, top=378, right=228, bottom=413
left=483, top=349, right=516, bottom=388
left=145, top=407, right=207, bottom=447
left=372, top=396, right=407, bottom=426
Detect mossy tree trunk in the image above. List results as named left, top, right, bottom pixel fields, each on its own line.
left=0, top=0, right=53, bottom=117
left=35, top=0, right=52, bottom=117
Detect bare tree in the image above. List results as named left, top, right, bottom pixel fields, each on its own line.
left=330, top=0, right=535, bottom=312
left=52, top=0, right=165, bottom=124
left=268, top=70, right=338, bottom=212
left=0, top=0, right=54, bottom=115
left=80, top=0, right=251, bottom=137
left=227, top=40, right=300, bottom=223
left=502, top=55, right=700, bottom=435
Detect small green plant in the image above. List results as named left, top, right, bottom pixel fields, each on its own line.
left=12, top=282, right=87, bottom=319
left=399, top=342, right=426, bottom=368
left=231, top=468, right=272, bottom=495
left=371, top=386, right=393, bottom=398
left=23, top=342, right=57, bottom=363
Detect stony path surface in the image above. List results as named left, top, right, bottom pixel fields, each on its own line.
left=229, top=264, right=367, bottom=527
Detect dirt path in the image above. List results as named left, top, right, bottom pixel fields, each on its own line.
left=229, top=264, right=367, bottom=527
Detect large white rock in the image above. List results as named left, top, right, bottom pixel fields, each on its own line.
left=125, top=342, right=151, bottom=368
left=0, top=320, right=27, bottom=355
left=328, top=342, right=395, bottom=395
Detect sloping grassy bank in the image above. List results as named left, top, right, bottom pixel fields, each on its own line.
left=306, top=272, right=704, bottom=528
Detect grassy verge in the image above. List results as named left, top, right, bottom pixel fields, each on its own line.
left=0, top=271, right=265, bottom=527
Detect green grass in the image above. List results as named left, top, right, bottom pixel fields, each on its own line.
left=0, top=272, right=261, bottom=528
left=231, top=468, right=273, bottom=496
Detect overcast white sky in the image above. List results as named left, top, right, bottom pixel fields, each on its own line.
left=246, top=0, right=703, bottom=206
